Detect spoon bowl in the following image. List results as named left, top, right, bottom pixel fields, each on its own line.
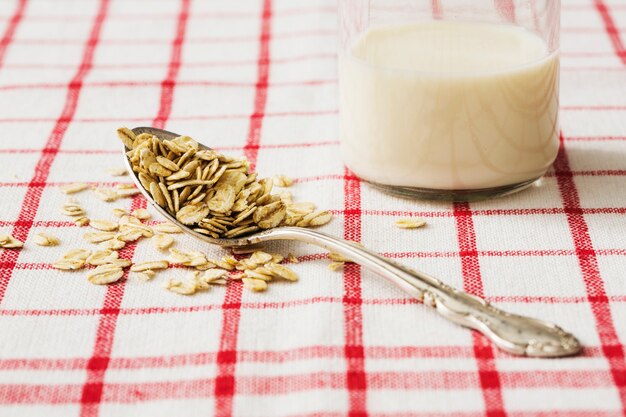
left=122, top=126, right=582, bottom=358
left=123, top=126, right=281, bottom=248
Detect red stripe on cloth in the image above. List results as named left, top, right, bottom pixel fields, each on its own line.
left=79, top=0, right=190, bottom=413
left=0, top=343, right=607, bottom=374
left=242, top=1, right=272, bottom=170
left=454, top=202, right=507, bottom=417
left=0, top=78, right=336, bottom=91
left=594, top=0, right=626, bottom=65
left=214, top=1, right=272, bottom=415
left=0, top=0, right=110, bottom=305
left=495, top=0, right=516, bottom=23
left=1, top=289, right=626, bottom=320
left=0, top=369, right=622, bottom=405
left=2, top=52, right=336, bottom=70
left=152, top=0, right=190, bottom=129
left=0, top=0, right=27, bottom=70
left=0, top=140, right=338, bottom=154
left=10, top=29, right=332, bottom=46
left=343, top=167, right=367, bottom=416
left=431, top=0, right=442, bottom=19
left=554, top=134, right=626, bottom=415
left=79, top=195, right=147, bottom=417
left=0, top=6, right=334, bottom=23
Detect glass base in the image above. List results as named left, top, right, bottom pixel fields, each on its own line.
left=367, top=177, right=541, bottom=202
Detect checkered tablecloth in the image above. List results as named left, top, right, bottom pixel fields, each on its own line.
left=1, top=0, right=625, bottom=416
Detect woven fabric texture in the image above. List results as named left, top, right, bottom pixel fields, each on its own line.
left=0, top=0, right=625, bottom=416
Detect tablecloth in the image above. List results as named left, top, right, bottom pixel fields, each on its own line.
left=1, top=0, right=625, bottom=416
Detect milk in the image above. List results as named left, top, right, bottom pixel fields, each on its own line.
left=339, top=21, right=559, bottom=190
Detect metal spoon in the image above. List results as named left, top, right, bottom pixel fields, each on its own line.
left=123, top=127, right=582, bottom=358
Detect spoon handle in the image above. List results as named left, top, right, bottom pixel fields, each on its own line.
left=253, top=227, right=581, bottom=358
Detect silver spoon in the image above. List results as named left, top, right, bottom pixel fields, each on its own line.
left=123, top=127, right=582, bottom=358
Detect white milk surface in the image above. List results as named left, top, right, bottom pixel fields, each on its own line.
left=339, top=21, right=560, bottom=190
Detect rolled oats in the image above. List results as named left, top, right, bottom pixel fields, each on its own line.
left=116, top=228, right=144, bottom=242
left=176, top=203, right=209, bottom=225
left=89, top=220, right=119, bottom=232
left=119, top=127, right=333, bottom=238
left=87, top=264, right=124, bottom=285
left=134, top=270, right=156, bottom=281
left=61, top=199, right=86, bottom=217
left=98, top=238, right=126, bottom=250
left=34, top=232, right=60, bottom=247
left=242, top=277, right=268, bottom=292
left=60, top=182, right=89, bottom=195
left=244, top=269, right=274, bottom=281
left=273, top=174, right=294, bottom=187
left=52, top=258, right=85, bottom=270
left=117, top=127, right=136, bottom=149
left=0, top=234, right=24, bottom=249
left=395, top=218, right=427, bottom=229
left=62, top=248, right=91, bottom=261
left=112, top=208, right=129, bottom=217
left=94, top=188, right=119, bottom=202
left=86, top=250, right=119, bottom=266
left=153, top=233, right=174, bottom=250
left=165, top=279, right=198, bottom=295
left=328, top=262, right=344, bottom=272
left=263, top=262, right=298, bottom=282
left=75, top=216, right=90, bottom=227
left=154, top=222, right=183, bottom=234
left=329, top=253, right=351, bottom=262
left=130, top=260, right=169, bottom=272
left=107, top=167, right=128, bottom=177
left=131, top=208, right=151, bottom=220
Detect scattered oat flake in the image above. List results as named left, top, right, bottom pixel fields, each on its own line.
left=165, top=279, right=197, bottom=295
left=249, top=251, right=273, bottom=265
left=61, top=199, right=86, bottom=217
left=131, top=208, right=151, bottom=220
left=87, top=264, right=124, bottom=285
left=130, top=260, right=169, bottom=272
left=98, top=238, right=126, bottom=251
left=52, top=258, right=85, bottom=270
left=199, top=269, right=228, bottom=283
left=94, top=188, right=119, bottom=202
left=83, top=231, right=116, bottom=244
left=60, top=183, right=89, bottom=195
left=112, top=208, right=128, bottom=217
left=273, top=174, right=294, bottom=187
left=62, top=248, right=91, bottom=261
left=153, top=233, right=174, bottom=250
left=264, top=263, right=298, bottom=282
left=90, top=220, right=119, bottom=232
left=0, top=234, right=24, bottom=249
left=242, top=278, right=268, bottom=292
left=287, top=253, right=300, bottom=263
left=108, top=258, right=132, bottom=268
left=75, top=216, right=90, bottom=227
left=395, top=218, right=427, bottom=229
left=107, top=167, right=128, bottom=177
left=328, top=262, right=344, bottom=272
left=154, top=223, right=182, bottom=234
left=86, top=250, right=119, bottom=266
left=34, top=232, right=60, bottom=247
left=329, top=253, right=351, bottom=263
left=244, top=269, right=274, bottom=281
left=134, top=270, right=156, bottom=281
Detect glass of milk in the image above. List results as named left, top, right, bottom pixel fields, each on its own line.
left=338, top=0, right=560, bottom=201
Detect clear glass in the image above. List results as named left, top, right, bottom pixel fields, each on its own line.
left=338, top=0, right=560, bottom=201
